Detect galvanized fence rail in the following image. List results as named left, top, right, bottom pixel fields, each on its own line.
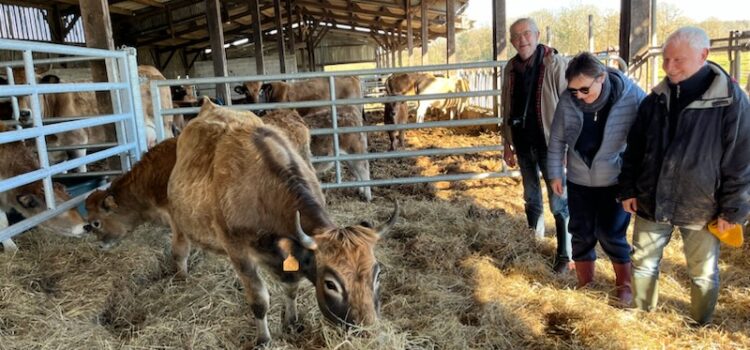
left=151, top=60, right=518, bottom=193
left=0, top=38, right=146, bottom=250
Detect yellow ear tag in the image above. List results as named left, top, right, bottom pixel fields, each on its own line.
left=283, top=255, right=300, bottom=272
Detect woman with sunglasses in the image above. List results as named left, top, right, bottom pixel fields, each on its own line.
left=546, top=52, right=646, bottom=307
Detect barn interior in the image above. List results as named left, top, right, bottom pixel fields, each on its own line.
left=1, top=1, right=750, bottom=350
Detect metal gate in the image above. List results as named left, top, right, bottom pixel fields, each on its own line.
left=151, top=61, right=518, bottom=194
left=0, top=39, right=146, bottom=250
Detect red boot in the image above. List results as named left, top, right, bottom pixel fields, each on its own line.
left=612, top=262, right=633, bottom=307
left=575, top=261, right=595, bottom=288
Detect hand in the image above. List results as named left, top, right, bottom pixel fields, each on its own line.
left=716, top=218, right=733, bottom=233
left=551, top=179, right=564, bottom=196
left=503, top=143, right=516, bottom=168
left=622, top=198, right=638, bottom=214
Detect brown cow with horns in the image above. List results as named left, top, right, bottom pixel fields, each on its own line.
left=166, top=98, right=398, bottom=347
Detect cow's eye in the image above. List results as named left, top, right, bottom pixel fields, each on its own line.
left=92, top=220, right=102, bottom=229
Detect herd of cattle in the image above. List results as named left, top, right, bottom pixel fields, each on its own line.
left=0, top=65, right=473, bottom=346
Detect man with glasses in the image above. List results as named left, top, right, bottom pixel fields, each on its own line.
left=501, top=18, right=572, bottom=273
left=619, top=27, right=750, bottom=324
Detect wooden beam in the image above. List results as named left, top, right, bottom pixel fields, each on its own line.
left=161, top=49, right=178, bottom=71
left=446, top=0, right=455, bottom=66
left=406, top=2, right=413, bottom=66
left=273, top=0, right=287, bottom=73
left=205, top=0, right=230, bottom=103
left=46, top=4, right=65, bottom=43
left=492, top=0, right=506, bottom=61
left=57, top=0, right=132, bottom=15
left=285, top=0, right=295, bottom=56
left=250, top=0, right=265, bottom=75
left=79, top=0, right=116, bottom=167
left=129, top=0, right=166, bottom=8
left=421, top=0, right=428, bottom=65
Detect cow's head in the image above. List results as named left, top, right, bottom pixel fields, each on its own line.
left=14, top=71, right=62, bottom=124
left=287, top=201, right=399, bottom=327
left=234, top=81, right=263, bottom=103
left=84, top=189, right=136, bottom=249
left=170, top=85, right=188, bottom=101
left=12, top=182, right=87, bottom=237
left=259, top=82, right=289, bottom=104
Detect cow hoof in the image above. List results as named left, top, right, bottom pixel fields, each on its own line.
left=246, top=336, right=271, bottom=349
left=284, top=319, right=305, bottom=334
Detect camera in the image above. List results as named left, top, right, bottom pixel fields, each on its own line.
left=510, top=115, right=525, bottom=128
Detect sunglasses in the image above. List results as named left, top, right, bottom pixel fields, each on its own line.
left=567, top=77, right=599, bottom=95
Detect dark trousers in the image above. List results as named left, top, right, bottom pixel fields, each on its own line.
left=567, top=181, right=631, bottom=263
left=515, top=145, right=571, bottom=262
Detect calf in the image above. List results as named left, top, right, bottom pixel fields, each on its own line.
left=166, top=99, right=397, bottom=347
left=0, top=123, right=87, bottom=251
left=84, top=138, right=177, bottom=249
left=383, top=99, right=409, bottom=151
left=303, top=106, right=372, bottom=202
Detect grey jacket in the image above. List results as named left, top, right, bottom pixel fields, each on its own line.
left=619, top=62, right=750, bottom=228
left=548, top=69, right=646, bottom=187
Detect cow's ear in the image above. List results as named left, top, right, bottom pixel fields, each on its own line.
left=40, top=75, right=60, bottom=84
left=102, top=195, right=118, bottom=211
left=17, top=194, right=40, bottom=209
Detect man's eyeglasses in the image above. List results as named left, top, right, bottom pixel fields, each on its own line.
left=567, top=78, right=598, bottom=95
left=510, top=30, right=534, bottom=41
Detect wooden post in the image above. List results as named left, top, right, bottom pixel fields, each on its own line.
left=619, top=0, right=649, bottom=64
left=446, top=0, right=456, bottom=66
left=205, top=0, right=230, bottom=103
left=79, top=0, right=116, bottom=166
left=406, top=6, right=414, bottom=66
left=421, top=0, right=429, bottom=65
left=588, top=14, right=594, bottom=52
left=491, top=0, right=506, bottom=119
left=285, top=0, right=295, bottom=63
left=47, top=5, right=65, bottom=43
left=273, top=0, right=286, bottom=73
left=250, top=0, right=265, bottom=74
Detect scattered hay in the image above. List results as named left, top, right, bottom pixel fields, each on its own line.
left=1, top=127, right=749, bottom=349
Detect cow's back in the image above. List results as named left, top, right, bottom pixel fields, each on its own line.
left=169, top=101, right=325, bottom=251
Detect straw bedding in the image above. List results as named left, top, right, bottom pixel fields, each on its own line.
left=1, top=110, right=749, bottom=349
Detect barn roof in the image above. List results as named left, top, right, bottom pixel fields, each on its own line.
left=11, top=0, right=470, bottom=54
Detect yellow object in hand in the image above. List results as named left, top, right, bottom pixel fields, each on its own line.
left=707, top=220, right=744, bottom=248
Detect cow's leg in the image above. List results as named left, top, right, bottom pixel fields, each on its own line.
left=169, top=220, right=191, bottom=279
left=348, top=133, right=372, bottom=202
left=68, top=148, right=87, bottom=173
left=416, top=101, right=431, bottom=123
left=282, top=280, right=303, bottom=332
left=225, top=247, right=272, bottom=347
left=1, top=211, right=18, bottom=253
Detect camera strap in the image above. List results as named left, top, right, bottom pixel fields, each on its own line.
left=519, top=46, right=543, bottom=128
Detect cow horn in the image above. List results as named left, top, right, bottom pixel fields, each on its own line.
left=375, top=200, right=400, bottom=238
left=295, top=211, right=318, bottom=250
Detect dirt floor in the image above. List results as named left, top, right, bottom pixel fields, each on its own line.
left=1, top=108, right=749, bottom=349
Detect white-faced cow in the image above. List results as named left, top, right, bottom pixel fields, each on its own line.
left=85, top=108, right=314, bottom=249
left=384, top=73, right=470, bottom=149
left=167, top=99, right=398, bottom=347
left=302, top=106, right=372, bottom=202
left=0, top=123, right=87, bottom=251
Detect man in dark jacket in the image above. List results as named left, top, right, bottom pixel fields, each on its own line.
left=501, top=18, right=572, bottom=273
left=619, top=27, right=750, bottom=325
